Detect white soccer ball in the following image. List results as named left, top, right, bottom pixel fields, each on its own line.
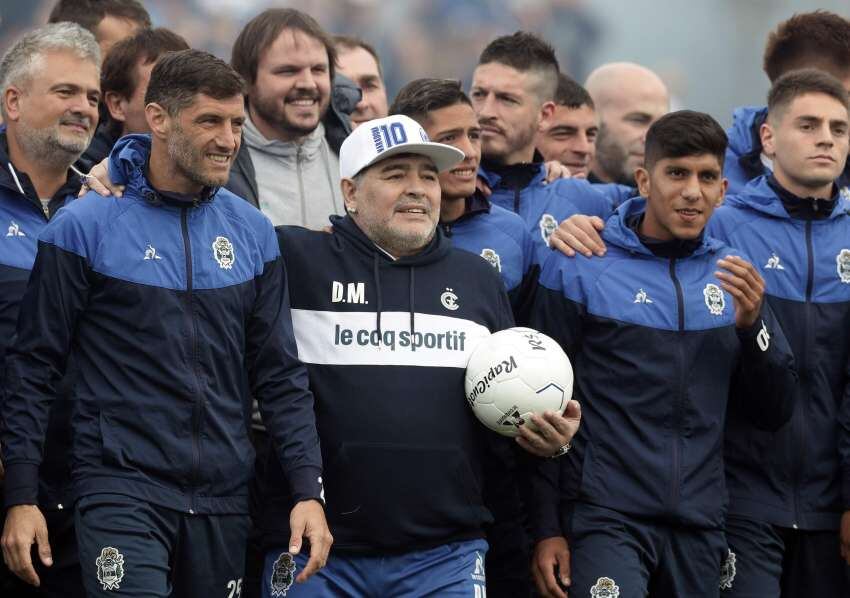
left=465, top=327, right=573, bottom=437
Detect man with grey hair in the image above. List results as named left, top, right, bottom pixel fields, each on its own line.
left=584, top=62, right=670, bottom=186
left=0, top=21, right=100, bottom=598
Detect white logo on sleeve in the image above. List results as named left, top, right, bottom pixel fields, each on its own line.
left=6, top=221, right=25, bottom=237
left=480, top=248, right=502, bottom=272
left=837, top=249, right=850, bottom=283
left=764, top=253, right=784, bottom=270
left=440, top=287, right=460, bottom=311
left=591, top=576, right=620, bottom=597
left=703, top=283, right=726, bottom=316
left=470, top=551, right=486, bottom=583
left=95, top=547, right=125, bottom=591
left=143, top=244, right=162, bottom=260
left=212, top=236, right=235, bottom=270
left=633, top=289, right=653, bottom=304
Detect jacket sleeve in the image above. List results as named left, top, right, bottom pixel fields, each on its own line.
left=732, top=301, right=798, bottom=432
left=2, top=221, right=93, bottom=507
left=508, top=226, right=541, bottom=327
left=248, top=226, right=323, bottom=505
left=524, top=251, right=586, bottom=540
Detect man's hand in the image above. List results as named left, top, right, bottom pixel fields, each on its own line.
left=516, top=400, right=581, bottom=458
left=716, top=256, right=765, bottom=329
left=289, top=499, right=332, bottom=583
left=549, top=215, right=606, bottom=258
left=532, top=536, right=571, bottom=598
left=841, top=511, right=850, bottom=565
left=1, top=505, right=52, bottom=587
left=542, top=161, right=573, bottom=184
left=78, top=158, right=123, bottom=198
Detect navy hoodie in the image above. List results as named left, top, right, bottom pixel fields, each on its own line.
left=256, top=215, right=526, bottom=555
left=529, top=198, right=797, bottom=538
left=711, top=176, right=850, bottom=530
left=2, top=134, right=323, bottom=514
left=0, top=131, right=79, bottom=509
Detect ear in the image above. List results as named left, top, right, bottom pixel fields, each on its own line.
left=145, top=102, right=170, bottom=141
left=634, top=167, right=651, bottom=198
left=760, top=121, right=776, bottom=158
left=3, top=86, right=24, bottom=122
left=716, top=177, right=729, bottom=206
left=538, top=100, right=556, bottom=129
left=341, top=177, right=358, bottom=213
left=103, top=91, right=127, bottom=123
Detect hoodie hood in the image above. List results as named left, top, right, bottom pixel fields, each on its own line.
left=724, top=175, right=850, bottom=220
left=728, top=106, right=767, bottom=158
left=603, top=197, right=725, bottom=257
left=329, top=213, right=452, bottom=339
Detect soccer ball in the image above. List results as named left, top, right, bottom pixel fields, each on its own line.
left=465, top=327, right=573, bottom=437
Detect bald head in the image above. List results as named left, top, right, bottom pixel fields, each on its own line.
left=585, top=62, right=670, bottom=185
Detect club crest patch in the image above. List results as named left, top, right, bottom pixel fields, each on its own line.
left=539, top=213, right=557, bottom=246
left=590, top=576, right=620, bottom=598
left=95, top=546, right=125, bottom=591
left=836, top=249, right=850, bottom=283
left=703, top=283, right=726, bottom=316
left=212, top=236, right=235, bottom=270
left=269, top=552, right=296, bottom=596
left=480, top=248, right=502, bottom=272
left=719, top=549, right=737, bottom=590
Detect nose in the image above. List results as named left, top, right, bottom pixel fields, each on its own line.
left=817, top=123, right=836, bottom=147
left=682, top=173, right=701, bottom=201
left=573, top=133, right=592, bottom=156
left=295, top=68, right=317, bottom=90
left=457, top=134, right=480, bottom=164
left=216, top=122, right=239, bottom=152
left=476, top=93, right=497, bottom=120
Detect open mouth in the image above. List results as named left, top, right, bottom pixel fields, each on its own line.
left=449, top=167, right=477, bottom=179
left=207, top=153, right=232, bottom=165
left=676, top=208, right=701, bottom=221
left=286, top=97, right=318, bottom=107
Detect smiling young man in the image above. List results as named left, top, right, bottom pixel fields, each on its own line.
left=0, top=49, right=330, bottom=598
left=543, top=69, right=850, bottom=596
left=528, top=111, right=797, bottom=598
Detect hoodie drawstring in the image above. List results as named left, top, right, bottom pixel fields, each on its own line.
left=373, top=252, right=383, bottom=338
left=408, top=267, right=416, bottom=337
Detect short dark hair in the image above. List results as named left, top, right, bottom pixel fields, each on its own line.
left=477, top=31, right=559, bottom=101
left=145, top=50, right=245, bottom=116
left=644, top=110, right=727, bottom=170
left=763, top=11, right=850, bottom=82
left=389, top=78, right=470, bottom=124
left=231, top=9, right=337, bottom=86
left=102, top=28, right=189, bottom=100
left=48, top=0, right=151, bottom=33
left=767, top=68, right=850, bottom=122
left=334, top=35, right=382, bottom=77
left=554, top=73, right=594, bottom=110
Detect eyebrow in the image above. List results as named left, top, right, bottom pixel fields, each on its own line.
left=434, top=127, right=466, bottom=138
left=357, top=75, right=382, bottom=86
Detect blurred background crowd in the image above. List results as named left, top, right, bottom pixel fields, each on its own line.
left=2, top=0, right=849, bottom=129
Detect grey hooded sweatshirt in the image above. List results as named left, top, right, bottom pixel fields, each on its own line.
left=236, top=116, right=344, bottom=228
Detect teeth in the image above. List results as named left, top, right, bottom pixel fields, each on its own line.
left=208, top=155, right=230, bottom=163
left=453, top=169, right=474, bottom=176
left=289, top=99, right=316, bottom=105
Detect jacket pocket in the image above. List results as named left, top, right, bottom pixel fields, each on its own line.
left=98, top=398, right=193, bottom=486
left=325, top=442, right=487, bottom=547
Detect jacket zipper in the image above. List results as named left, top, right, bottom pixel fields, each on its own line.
left=790, top=221, right=814, bottom=529
left=297, top=145, right=306, bottom=225
left=181, top=207, right=203, bottom=514
left=512, top=186, right=521, bottom=215
left=668, top=258, right=686, bottom=511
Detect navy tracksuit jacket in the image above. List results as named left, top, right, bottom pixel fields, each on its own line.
left=529, top=198, right=797, bottom=539
left=1, top=134, right=323, bottom=514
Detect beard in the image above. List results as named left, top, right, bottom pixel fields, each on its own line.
left=16, top=113, right=92, bottom=167
left=481, top=119, right=538, bottom=164
left=250, top=87, right=330, bottom=140
left=167, top=122, right=229, bottom=188
left=594, top=123, right=634, bottom=185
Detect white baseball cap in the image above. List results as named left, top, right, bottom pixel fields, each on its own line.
left=339, top=114, right=465, bottom=179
